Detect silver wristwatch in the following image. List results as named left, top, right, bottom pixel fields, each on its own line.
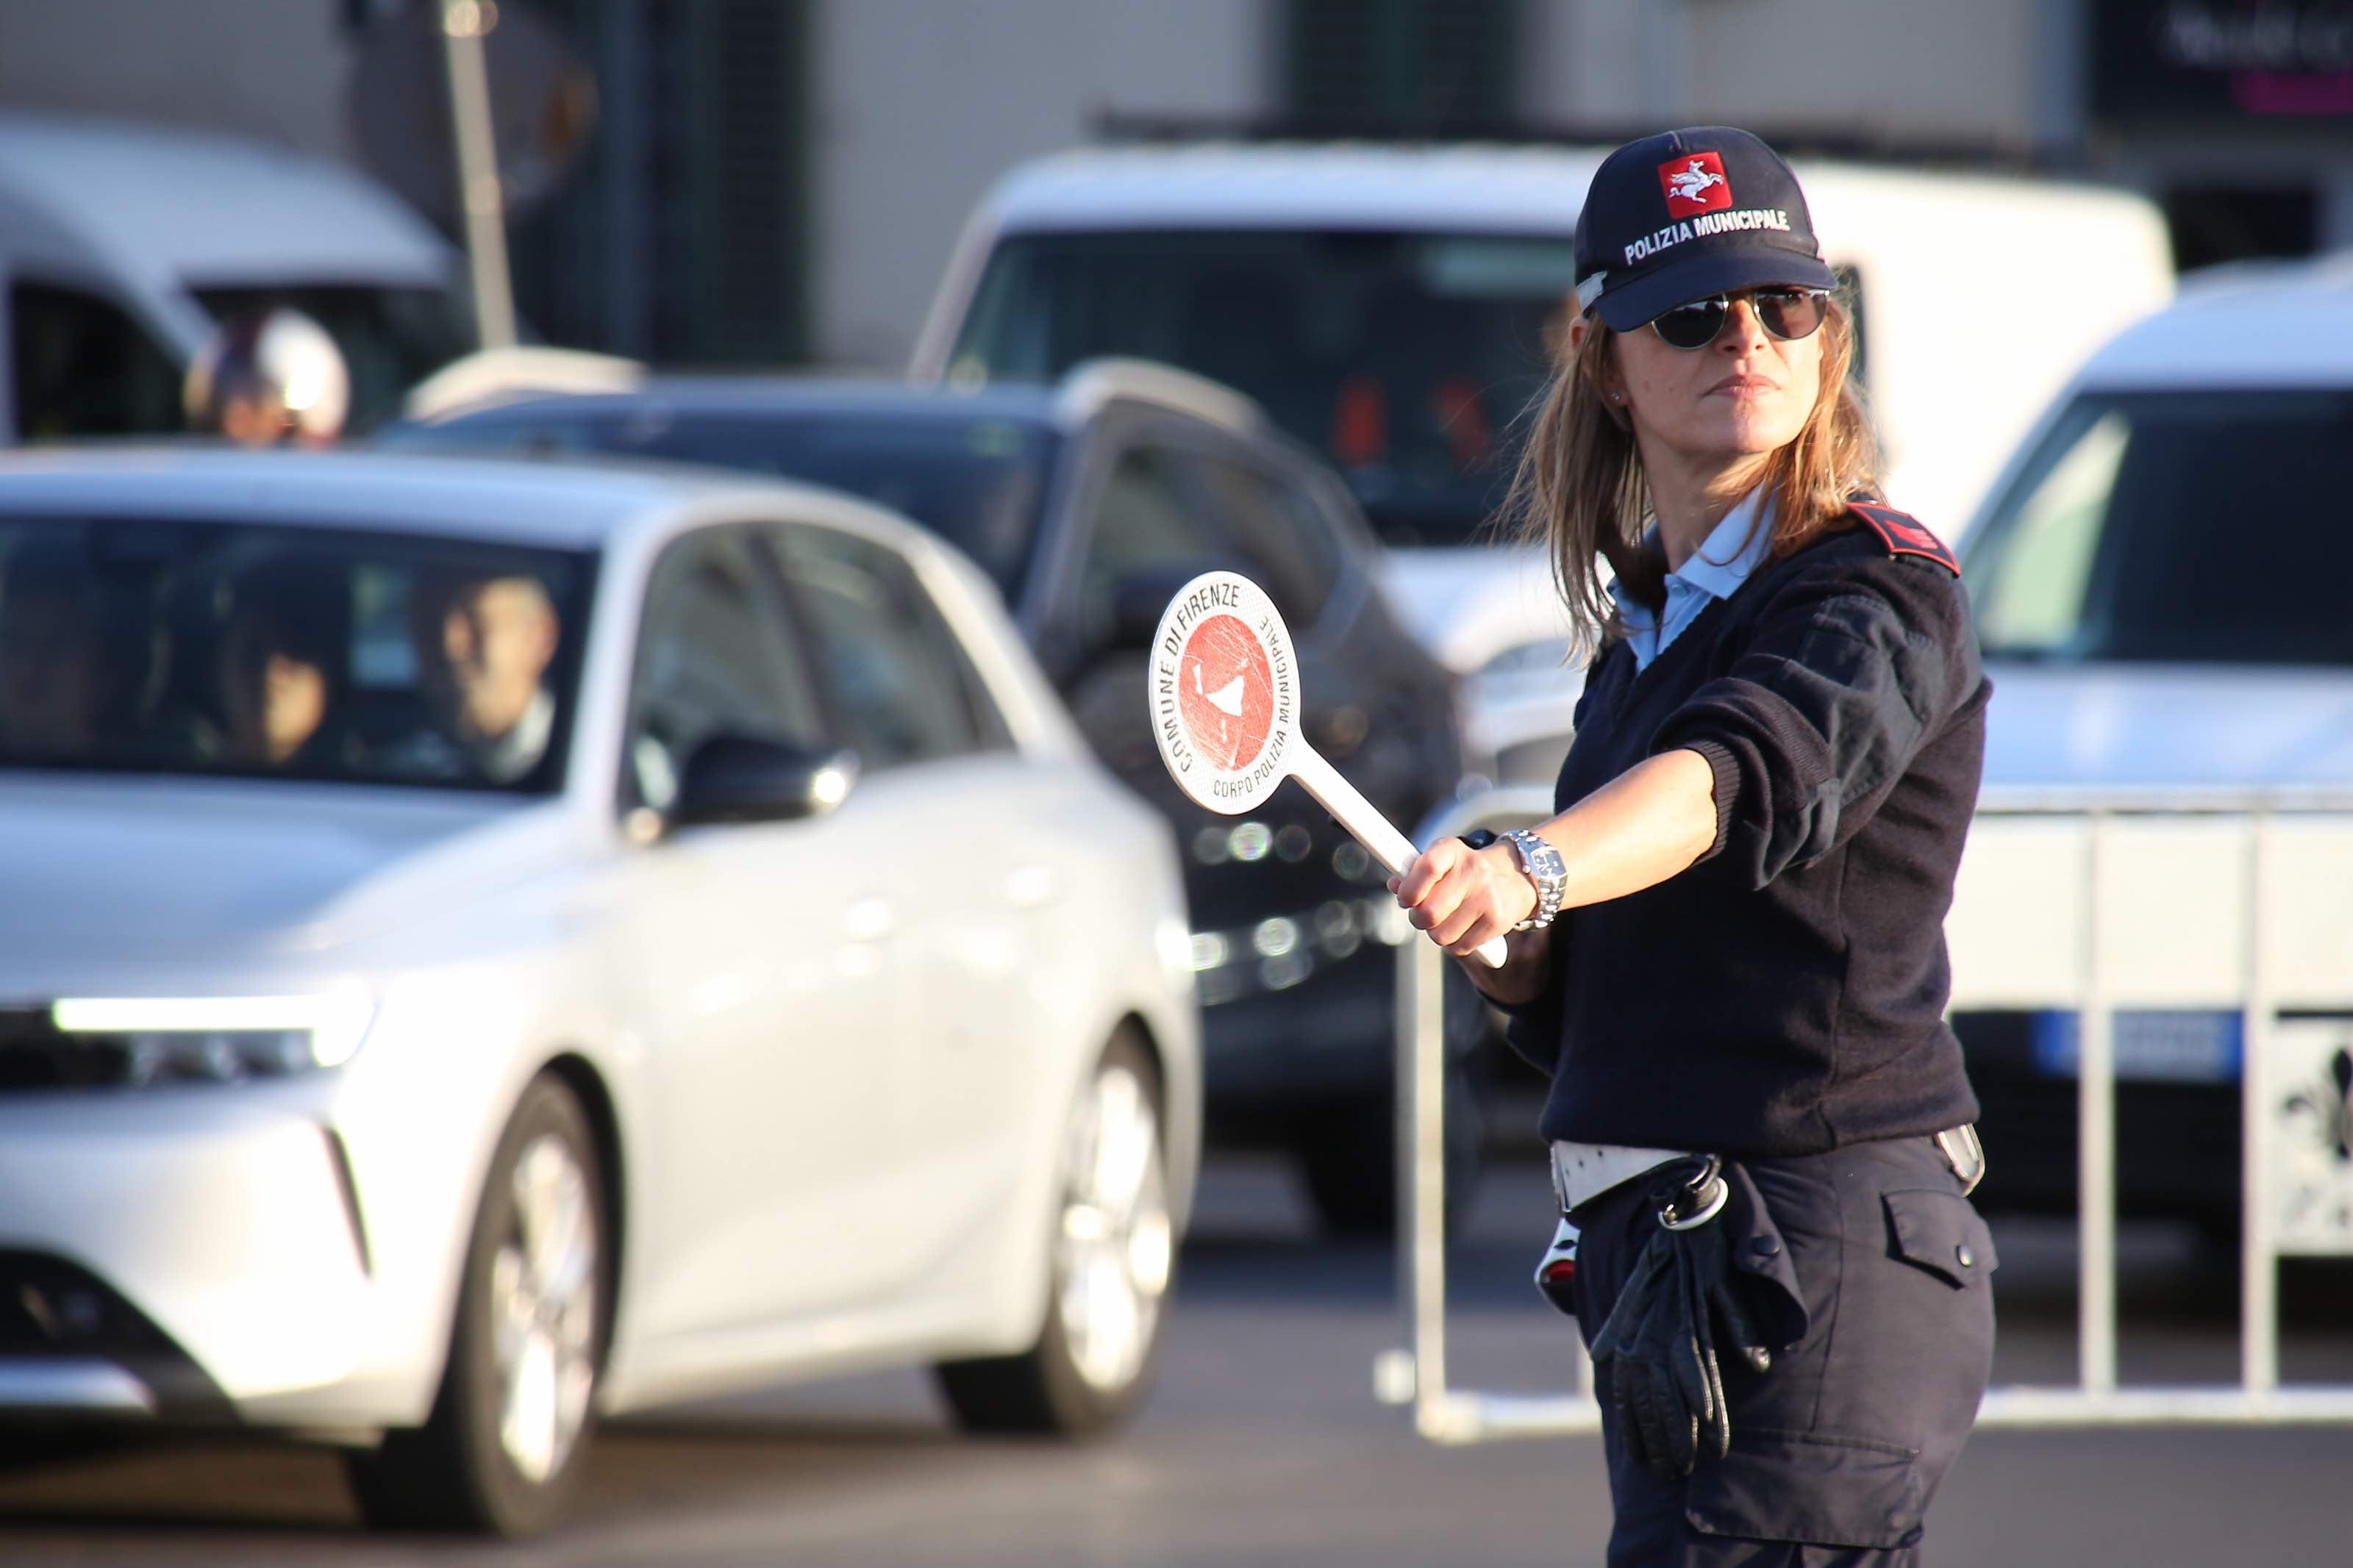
left=1500, top=828, right=1568, bottom=931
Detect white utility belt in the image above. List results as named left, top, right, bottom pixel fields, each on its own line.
left=1548, top=1125, right=1987, bottom=1214
left=1547, top=1141, right=1695, bottom=1214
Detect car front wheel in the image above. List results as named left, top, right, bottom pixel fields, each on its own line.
left=935, top=1031, right=1174, bottom=1436
left=346, top=1074, right=608, bottom=1536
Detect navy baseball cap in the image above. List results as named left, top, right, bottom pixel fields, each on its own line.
left=1573, top=126, right=1836, bottom=332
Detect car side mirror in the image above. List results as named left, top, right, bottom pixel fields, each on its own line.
left=669, top=734, right=859, bottom=828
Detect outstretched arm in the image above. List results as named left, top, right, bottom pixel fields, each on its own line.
left=1390, top=747, right=1721, bottom=995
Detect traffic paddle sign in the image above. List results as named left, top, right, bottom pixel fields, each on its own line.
left=1148, top=571, right=1505, bottom=969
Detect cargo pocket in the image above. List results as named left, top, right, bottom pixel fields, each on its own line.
left=1684, top=1427, right=1927, bottom=1549
left=1883, top=1188, right=1997, bottom=1288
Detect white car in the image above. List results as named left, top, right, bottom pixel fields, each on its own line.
left=0, top=448, right=1201, bottom=1535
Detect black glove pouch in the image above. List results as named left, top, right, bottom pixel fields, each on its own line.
left=1716, top=1156, right=1808, bottom=1351
left=1588, top=1159, right=1800, bottom=1483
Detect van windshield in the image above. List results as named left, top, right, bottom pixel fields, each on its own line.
left=0, top=517, right=593, bottom=790
left=193, top=284, right=476, bottom=433
left=1962, top=388, right=2353, bottom=665
left=946, top=230, right=1579, bottom=548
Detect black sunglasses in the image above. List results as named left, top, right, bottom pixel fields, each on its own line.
left=1646, top=287, right=1831, bottom=351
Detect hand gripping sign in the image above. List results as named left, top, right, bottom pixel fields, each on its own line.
left=1147, top=571, right=1507, bottom=970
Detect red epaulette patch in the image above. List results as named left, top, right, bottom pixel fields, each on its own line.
left=1846, top=500, right=1959, bottom=575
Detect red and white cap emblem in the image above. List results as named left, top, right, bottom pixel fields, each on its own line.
left=1657, top=151, right=1733, bottom=218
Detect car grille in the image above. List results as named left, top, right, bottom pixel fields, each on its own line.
left=0, top=1006, right=135, bottom=1093
left=1953, top=1009, right=2242, bottom=1220
left=0, top=1249, right=232, bottom=1417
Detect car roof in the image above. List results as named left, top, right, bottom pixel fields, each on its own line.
left=409, top=362, right=1264, bottom=439
left=432, top=376, right=1068, bottom=430
left=0, top=445, right=879, bottom=551
left=983, top=143, right=1610, bottom=232
left=975, top=141, right=2156, bottom=236
left=2072, top=253, right=2353, bottom=390
left=0, top=112, right=452, bottom=292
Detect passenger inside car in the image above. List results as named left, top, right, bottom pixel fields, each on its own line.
left=215, top=562, right=352, bottom=768
left=398, top=570, right=564, bottom=784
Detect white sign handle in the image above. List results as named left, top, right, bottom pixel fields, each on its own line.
left=1288, top=747, right=1510, bottom=970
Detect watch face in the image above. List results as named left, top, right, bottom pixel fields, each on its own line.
left=1508, top=831, right=1566, bottom=897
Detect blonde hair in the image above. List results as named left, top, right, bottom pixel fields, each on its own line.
left=1504, top=298, right=1879, bottom=658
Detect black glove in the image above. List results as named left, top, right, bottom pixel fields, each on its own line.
left=1588, top=1163, right=1773, bottom=1481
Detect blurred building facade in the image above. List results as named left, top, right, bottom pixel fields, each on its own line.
left=0, top=0, right=2349, bottom=370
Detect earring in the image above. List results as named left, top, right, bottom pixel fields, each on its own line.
left=1610, top=393, right=1625, bottom=404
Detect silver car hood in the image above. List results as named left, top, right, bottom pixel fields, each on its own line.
left=1981, top=663, right=2353, bottom=790
left=0, top=774, right=580, bottom=970
left=1378, top=545, right=1575, bottom=676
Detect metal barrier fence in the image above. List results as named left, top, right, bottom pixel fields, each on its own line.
left=1377, top=785, right=2353, bottom=1442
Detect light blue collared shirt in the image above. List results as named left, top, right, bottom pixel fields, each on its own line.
left=1612, top=490, right=1776, bottom=671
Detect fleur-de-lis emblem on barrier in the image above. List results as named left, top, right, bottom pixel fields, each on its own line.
left=2283, top=1047, right=2353, bottom=1163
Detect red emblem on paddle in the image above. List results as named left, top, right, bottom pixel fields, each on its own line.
left=1176, top=613, right=1276, bottom=772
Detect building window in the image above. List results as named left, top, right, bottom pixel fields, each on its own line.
left=2163, top=185, right=2318, bottom=273
left=1285, top=0, right=1520, bottom=139
left=510, top=0, right=810, bottom=365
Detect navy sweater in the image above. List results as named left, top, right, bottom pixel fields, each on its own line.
left=1506, top=507, right=1988, bottom=1156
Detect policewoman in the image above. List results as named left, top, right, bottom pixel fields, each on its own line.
left=1392, top=127, right=1996, bottom=1565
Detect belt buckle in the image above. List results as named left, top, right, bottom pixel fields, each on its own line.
left=1935, top=1125, right=1986, bottom=1196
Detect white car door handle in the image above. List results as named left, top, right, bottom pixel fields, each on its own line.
left=1002, top=863, right=1059, bottom=910
left=842, top=896, right=896, bottom=942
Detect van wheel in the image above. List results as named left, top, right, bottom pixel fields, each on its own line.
left=346, top=1076, right=607, bottom=1536
left=935, top=1032, right=1174, bottom=1436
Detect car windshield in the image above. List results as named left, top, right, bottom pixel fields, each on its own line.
left=193, top=284, right=476, bottom=433
left=0, top=518, right=593, bottom=790
left=1962, top=388, right=2353, bottom=665
left=399, top=408, right=1057, bottom=598
left=945, top=229, right=1578, bottom=548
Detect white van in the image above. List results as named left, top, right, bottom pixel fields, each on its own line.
left=0, top=112, right=474, bottom=440
left=912, top=143, right=2175, bottom=782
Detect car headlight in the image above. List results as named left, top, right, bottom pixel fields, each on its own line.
left=49, top=989, right=377, bottom=1084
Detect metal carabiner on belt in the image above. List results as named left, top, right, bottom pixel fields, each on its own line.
left=1657, top=1153, right=1729, bottom=1231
